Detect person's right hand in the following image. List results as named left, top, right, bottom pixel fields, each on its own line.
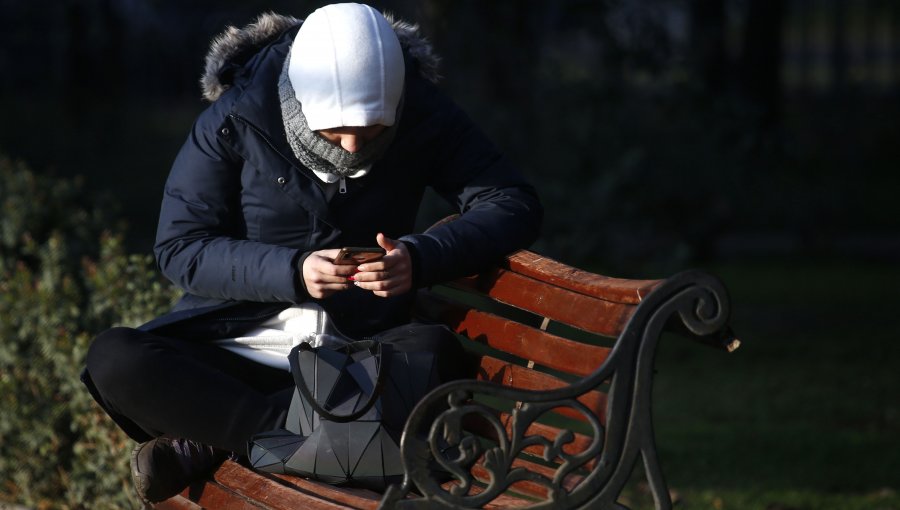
left=301, top=249, right=357, bottom=299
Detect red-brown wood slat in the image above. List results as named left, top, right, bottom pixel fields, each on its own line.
left=450, top=268, right=638, bottom=338
left=438, top=480, right=536, bottom=508
left=418, top=293, right=613, bottom=378
left=476, top=356, right=608, bottom=422
left=504, top=251, right=661, bottom=305
left=175, top=478, right=265, bottom=509
left=171, top=461, right=373, bottom=510
left=153, top=496, right=204, bottom=510
left=269, top=472, right=381, bottom=509
left=214, top=461, right=373, bottom=509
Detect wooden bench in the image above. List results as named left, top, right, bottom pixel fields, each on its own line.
left=154, top=246, right=738, bottom=510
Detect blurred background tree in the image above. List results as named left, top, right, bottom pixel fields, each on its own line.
left=2, top=0, right=897, bottom=273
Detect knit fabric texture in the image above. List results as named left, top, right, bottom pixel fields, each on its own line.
left=287, top=3, right=405, bottom=130
left=278, top=55, right=400, bottom=179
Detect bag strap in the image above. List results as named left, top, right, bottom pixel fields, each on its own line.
left=289, top=341, right=390, bottom=423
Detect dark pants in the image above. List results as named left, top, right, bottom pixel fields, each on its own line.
left=83, top=327, right=293, bottom=454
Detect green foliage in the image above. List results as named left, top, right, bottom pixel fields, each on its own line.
left=0, top=156, right=179, bottom=509
left=1, top=157, right=110, bottom=272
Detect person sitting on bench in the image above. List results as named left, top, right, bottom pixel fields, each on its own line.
left=81, top=2, right=542, bottom=504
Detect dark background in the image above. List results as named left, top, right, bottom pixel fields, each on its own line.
left=3, top=0, right=898, bottom=275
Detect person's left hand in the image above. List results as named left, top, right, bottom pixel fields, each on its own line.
left=351, top=233, right=412, bottom=297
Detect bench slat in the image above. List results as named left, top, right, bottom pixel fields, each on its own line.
left=438, top=481, right=537, bottom=508
left=419, top=294, right=613, bottom=377
left=177, top=478, right=266, bottom=509
left=441, top=482, right=534, bottom=510
left=477, top=356, right=608, bottom=422
left=153, top=496, right=204, bottom=510
left=451, top=269, right=637, bottom=338
left=191, top=461, right=375, bottom=510
left=216, top=461, right=349, bottom=509
left=269, top=472, right=381, bottom=509
left=505, top=251, right=661, bottom=305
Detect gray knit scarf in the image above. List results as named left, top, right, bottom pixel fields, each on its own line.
left=278, top=54, right=400, bottom=178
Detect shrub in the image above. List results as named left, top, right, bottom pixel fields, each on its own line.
left=0, top=156, right=178, bottom=509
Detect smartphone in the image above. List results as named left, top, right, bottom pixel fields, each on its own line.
left=333, top=246, right=386, bottom=265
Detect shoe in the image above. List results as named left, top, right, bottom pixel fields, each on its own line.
left=130, top=437, right=228, bottom=505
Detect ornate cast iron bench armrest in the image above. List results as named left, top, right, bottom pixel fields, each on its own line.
left=380, top=269, right=736, bottom=510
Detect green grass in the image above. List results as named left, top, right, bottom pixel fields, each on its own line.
left=621, top=258, right=900, bottom=509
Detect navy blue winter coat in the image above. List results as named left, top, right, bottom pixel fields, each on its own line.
left=143, top=15, right=542, bottom=338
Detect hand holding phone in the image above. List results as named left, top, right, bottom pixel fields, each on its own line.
left=333, top=246, right=386, bottom=265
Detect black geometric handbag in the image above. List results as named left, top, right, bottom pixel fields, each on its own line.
left=248, top=323, right=463, bottom=490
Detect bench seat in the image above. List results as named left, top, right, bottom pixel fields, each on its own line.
left=154, top=247, right=737, bottom=509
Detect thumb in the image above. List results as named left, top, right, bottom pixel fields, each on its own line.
left=376, top=232, right=397, bottom=252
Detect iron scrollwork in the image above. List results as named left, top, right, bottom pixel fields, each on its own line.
left=380, top=271, right=731, bottom=510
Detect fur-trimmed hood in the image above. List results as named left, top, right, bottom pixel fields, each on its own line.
left=200, top=12, right=441, bottom=102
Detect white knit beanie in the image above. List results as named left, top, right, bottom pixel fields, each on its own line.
left=288, top=3, right=405, bottom=131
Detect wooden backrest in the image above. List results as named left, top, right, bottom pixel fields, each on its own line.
left=414, top=249, right=662, bottom=496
